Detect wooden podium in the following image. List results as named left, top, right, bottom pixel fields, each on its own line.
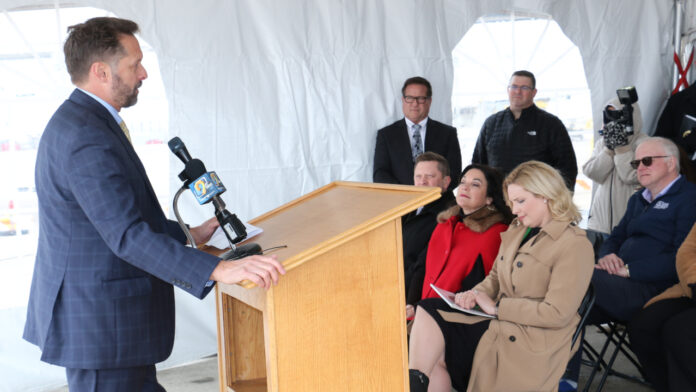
left=214, top=181, right=440, bottom=392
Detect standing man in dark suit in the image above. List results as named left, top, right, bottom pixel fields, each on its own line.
left=373, top=76, right=461, bottom=191
left=23, top=17, right=284, bottom=392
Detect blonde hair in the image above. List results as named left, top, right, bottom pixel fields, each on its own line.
left=503, top=161, right=581, bottom=224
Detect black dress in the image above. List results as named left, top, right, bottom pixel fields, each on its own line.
left=417, top=297, right=490, bottom=391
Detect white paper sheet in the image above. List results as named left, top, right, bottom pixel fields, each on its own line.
left=430, top=284, right=496, bottom=319
left=206, top=222, right=263, bottom=249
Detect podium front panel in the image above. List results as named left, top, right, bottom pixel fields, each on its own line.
left=267, top=220, right=407, bottom=391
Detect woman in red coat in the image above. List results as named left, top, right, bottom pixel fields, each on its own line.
left=407, top=164, right=512, bottom=318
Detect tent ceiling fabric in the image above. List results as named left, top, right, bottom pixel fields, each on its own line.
left=0, top=0, right=678, bottom=389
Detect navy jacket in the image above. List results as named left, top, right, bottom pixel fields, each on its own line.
left=23, top=89, right=221, bottom=369
left=600, top=176, right=696, bottom=283
left=373, top=118, right=461, bottom=191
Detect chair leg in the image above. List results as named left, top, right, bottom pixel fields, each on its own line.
left=583, top=322, right=651, bottom=392
left=596, top=323, right=628, bottom=391
left=582, top=324, right=615, bottom=392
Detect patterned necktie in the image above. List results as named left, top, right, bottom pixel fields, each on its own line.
left=412, top=123, right=423, bottom=162
left=119, top=121, right=132, bottom=143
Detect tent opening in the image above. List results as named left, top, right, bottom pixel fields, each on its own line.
left=451, top=11, right=594, bottom=222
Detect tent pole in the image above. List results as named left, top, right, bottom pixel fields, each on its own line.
left=673, top=0, right=684, bottom=90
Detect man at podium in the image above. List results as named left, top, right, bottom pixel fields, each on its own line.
left=23, top=17, right=285, bottom=392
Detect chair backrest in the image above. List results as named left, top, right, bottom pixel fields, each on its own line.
left=572, top=283, right=595, bottom=347
left=585, top=229, right=605, bottom=262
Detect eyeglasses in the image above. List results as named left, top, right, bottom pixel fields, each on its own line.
left=403, top=95, right=429, bottom=104
left=507, top=85, right=534, bottom=92
left=629, top=156, right=670, bottom=169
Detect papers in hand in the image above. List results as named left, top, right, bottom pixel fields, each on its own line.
left=430, top=284, right=497, bottom=319
left=206, top=222, right=263, bottom=249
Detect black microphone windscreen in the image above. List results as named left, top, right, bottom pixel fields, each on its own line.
left=168, top=137, right=183, bottom=153
left=185, top=159, right=207, bottom=179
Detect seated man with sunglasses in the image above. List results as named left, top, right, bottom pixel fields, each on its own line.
left=564, top=137, right=696, bottom=390
left=591, top=137, right=696, bottom=322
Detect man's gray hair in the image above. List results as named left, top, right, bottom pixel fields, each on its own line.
left=638, top=137, right=680, bottom=173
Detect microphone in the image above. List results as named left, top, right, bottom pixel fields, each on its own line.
left=168, top=136, right=193, bottom=164
left=168, top=137, right=207, bottom=185
left=168, top=137, right=261, bottom=259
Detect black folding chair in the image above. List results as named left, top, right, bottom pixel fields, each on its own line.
left=573, top=284, right=595, bottom=348
left=580, top=321, right=651, bottom=391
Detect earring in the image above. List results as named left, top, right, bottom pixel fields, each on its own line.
left=486, top=204, right=495, bottom=211
left=543, top=199, right=548, bottom=204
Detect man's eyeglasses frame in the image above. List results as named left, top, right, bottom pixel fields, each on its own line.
left=403, top=95, right=430, bottom=104
left=507, top=85, right=534, bottom=92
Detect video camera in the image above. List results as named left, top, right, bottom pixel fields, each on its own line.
left=599, top=86, right=638, bottom=150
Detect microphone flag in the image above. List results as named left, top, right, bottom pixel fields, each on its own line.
left=189, top=171, right=226, bottom=204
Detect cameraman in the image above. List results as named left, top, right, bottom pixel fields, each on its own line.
left=582, top=95, right=647, bottom=237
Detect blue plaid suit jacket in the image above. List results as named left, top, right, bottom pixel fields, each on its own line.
left=23, top=89, right=221, bottom=369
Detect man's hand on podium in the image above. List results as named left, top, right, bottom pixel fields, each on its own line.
left=210, top=254, right=286, bottom=289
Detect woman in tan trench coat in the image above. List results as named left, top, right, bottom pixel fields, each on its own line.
left=408, top=161, right=594, bottom=392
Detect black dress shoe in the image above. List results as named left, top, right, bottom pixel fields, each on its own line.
left=409, top=369, right=429, bottom=392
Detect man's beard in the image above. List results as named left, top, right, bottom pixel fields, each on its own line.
left=112, top=74, right=141, bottom=109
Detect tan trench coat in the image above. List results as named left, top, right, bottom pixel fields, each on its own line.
left=438, top=219, right=594, bottom=392
left=645, top=222, right=696, bottom=307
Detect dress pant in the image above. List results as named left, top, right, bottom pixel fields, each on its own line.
left=66, top=364, right=166, bottom=392
left=628, top=297, right=696, bottom=392
left=591, top=269, right=671, bottom=323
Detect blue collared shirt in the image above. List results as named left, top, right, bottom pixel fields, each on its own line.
left=641, top=174, right=682, bottom=203
left=77, top=88, right=123, bottom=125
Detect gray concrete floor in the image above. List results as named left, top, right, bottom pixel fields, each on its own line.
left=49, top=328, right=654, bottom=392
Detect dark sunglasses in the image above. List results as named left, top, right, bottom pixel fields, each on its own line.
left=629, top=155, right=669, bottom=169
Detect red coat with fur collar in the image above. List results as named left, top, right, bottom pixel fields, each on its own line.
left=421, top=208, right=507, bottom=299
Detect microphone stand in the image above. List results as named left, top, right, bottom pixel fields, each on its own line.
left=173, top=184, right=261, bottom=259
left=173, top=185, right=197, bottom=248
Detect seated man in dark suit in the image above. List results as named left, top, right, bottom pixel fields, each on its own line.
left=403, top=152, right=455, bottom=309
left=373, top=76, right=461, bottom=191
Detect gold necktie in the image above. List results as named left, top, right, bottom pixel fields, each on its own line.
left=119, top=121, right=132, bottom=143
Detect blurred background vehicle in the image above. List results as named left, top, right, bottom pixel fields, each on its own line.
left=0, top=216, right=17, bottom=236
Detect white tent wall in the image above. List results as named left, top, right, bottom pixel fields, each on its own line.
left=0, top=0, right=678, bottom=390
